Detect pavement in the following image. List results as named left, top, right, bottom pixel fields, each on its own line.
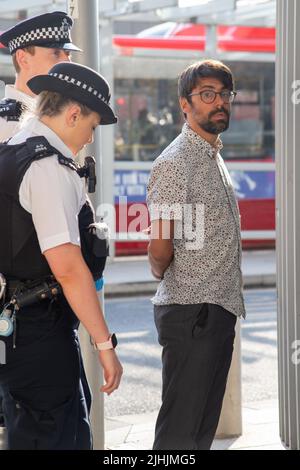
left=104, top=249, right=276, bottom=297
left=1, top=400, right=284, bottom=451
left=105, top=399, right=285, bottom=450
left=103, top=249, right=283, bottom=450
left=1, top=250, right=282, bottom=451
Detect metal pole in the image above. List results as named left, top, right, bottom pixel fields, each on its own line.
left=205, top=24, right=217, bottom=57
left=276, top=0, right=300, bottom=450
left=216, top=321, right=242, bottom=438
left=67, top=0, right=105, bottom=450
left=99, top=17, right=115, bottom=259
left=213, top=19, right=242, bottom=434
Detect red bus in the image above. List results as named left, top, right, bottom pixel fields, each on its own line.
left=1, top=23, right=276, bottom=255
left=112, top=22, right=275, bottom=255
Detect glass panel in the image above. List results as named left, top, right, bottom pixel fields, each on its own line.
left=114, top=61, right=275, bottom=163
left=114, top=77, right=183, bottom=161
left=222, top=61, right=275, bottom=161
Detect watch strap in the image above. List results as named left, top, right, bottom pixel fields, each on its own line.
left=94, top=333, right=117, bottom=351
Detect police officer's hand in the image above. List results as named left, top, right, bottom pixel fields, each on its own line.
left=98, top=350, right=123, bottom=395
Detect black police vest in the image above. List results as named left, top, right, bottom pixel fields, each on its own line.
left=0, top=98, right=24, bottom=122
left=0, top=136, right=107, bottom=281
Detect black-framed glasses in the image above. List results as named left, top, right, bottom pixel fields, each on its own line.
left=188, top=90, right=237, bottom=104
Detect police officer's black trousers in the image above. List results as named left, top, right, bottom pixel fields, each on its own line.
left=0, top=302, right=92, bottom=450
left=153, top=302, right=237, bottom=450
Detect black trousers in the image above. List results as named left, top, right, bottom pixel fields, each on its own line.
left=153, top=302, right=237, bottom=450
left=0, top=301, right=92, bottom=450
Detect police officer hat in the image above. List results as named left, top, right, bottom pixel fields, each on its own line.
left=0, top=11, right=81, bottom=54
left=27, top=62, right=118, bottom=125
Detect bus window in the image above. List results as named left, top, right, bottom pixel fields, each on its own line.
left=114, top=61, right=274, bottom=164
left=114, top=78, right=182, bottom=161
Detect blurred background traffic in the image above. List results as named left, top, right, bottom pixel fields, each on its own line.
left=0, top=0, right=276, bottom=255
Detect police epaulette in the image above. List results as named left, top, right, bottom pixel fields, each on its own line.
left=0, top=98, right=24, bottom=122
left=25, top=136, right=80, bottom=172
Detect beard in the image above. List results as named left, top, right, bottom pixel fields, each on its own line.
left=199, top=108, right=230, bottom=134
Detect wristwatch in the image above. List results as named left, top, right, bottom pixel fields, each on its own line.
left=94, top=333, right=118, bottom=351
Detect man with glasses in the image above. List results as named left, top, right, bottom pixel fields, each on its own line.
left=147, top=59, right=245, bottom=450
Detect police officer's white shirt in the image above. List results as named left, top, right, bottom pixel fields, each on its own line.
left=9, top=116, right=87, bottom=253
left=0, top=85, right=36, bottom=142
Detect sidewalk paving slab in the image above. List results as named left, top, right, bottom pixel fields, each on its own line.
left=104, top=250, right=276, bottom=296
left=0, top=251, right=279, bottom=451
left=105, top=399, right=285, bottom=451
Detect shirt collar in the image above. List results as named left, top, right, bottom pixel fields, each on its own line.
left=5, top=84, right=36, bottom=110
left=21, top=116, right=75, bottom=160
left=182, top=123, right=223, bottom=159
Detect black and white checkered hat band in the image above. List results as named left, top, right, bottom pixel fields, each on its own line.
left=8, top=25, right=70, bottom=53
left=49, top=72, right=110, bottom=104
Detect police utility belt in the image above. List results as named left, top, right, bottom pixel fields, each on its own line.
left=0, top=273, right=61, bottom=347
left=0, top=217, right=109, bottom=343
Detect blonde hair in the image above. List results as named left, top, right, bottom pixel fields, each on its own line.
left=36, top=91, right=92, bottom=118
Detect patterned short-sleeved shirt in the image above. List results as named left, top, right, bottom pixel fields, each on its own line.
left=147, top=123, right=246, bottom=318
